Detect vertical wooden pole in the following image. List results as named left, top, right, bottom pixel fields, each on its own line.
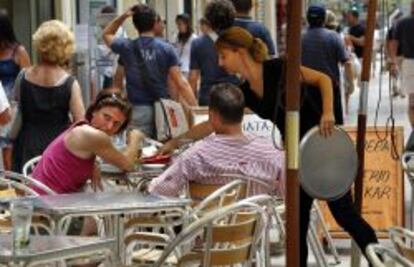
left=285, top=0, right=302, bottom=266
left=352, top=0, right=377, bottom=266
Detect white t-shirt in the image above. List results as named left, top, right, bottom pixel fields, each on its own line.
left=174, top=33, right=197, bottom=74
left=0, top=82, right=10, bottom=113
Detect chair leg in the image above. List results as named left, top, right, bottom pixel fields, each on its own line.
left=314, top=202, right=341, bottom=264
left=308, top=221, right=330, bottom=267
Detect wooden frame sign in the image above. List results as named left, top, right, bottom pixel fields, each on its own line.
left=319, top=126, right=404, bottom=238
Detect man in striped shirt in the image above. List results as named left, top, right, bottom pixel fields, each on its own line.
left=149, top=83, right=285, bottom=198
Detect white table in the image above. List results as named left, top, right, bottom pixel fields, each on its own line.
left=32, top=191, right=191, bottom=264
left=0, top=234, right=115, bottom=266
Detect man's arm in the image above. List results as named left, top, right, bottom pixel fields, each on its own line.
left=102, top=8, right=133, bottom=47
left=343, top=60, right=355, bottom=93
left=158, top=120, right=213, bottom=155
left=389, top=40, right=400, bottom=77
left=349, top=35, right=365, bottom=46
left=168, top=67, right=197, bottom=106
left=148, top=159, right=190, bottom=197
left=188, top=70, right=200, bottom=97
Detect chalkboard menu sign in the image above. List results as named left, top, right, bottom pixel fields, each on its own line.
left=319, top=126, right=404, bottom=238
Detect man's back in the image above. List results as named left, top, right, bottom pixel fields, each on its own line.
left=302, top=28, right=348, bottom=83
left=394, top=15, right=414, bottom=58
left=149, top=133, right=284, bottom=197
left=349, top=23, right=365, bottom=58
left=234, top=17, right=276, bottom=56
left=111, top=36, right=178, bottom=105
left=190, top=35, right=239, bottom=105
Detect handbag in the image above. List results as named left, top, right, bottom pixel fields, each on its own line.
left=7, top=69, right=25, bottom=140
left=133, top=41, right=189, bottom=141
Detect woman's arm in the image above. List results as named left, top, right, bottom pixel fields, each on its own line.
left=300, top=66, right=335, bottom=136
left=158, top=120, right=213, bottom=155
left=69, top=80, right=86, bottom=122
left=15, top=45, right=31, bottom=68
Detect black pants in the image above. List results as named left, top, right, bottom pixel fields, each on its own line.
left=299, top=187, right=378, bottom=267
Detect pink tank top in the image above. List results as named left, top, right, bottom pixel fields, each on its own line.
left=32, top=121, right=96, bottom=195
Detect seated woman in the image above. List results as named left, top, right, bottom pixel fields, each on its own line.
left=31, top=91, right=144, bottom=195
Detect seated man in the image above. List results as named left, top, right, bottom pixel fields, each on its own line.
left=149, top=83, right=285, bottom=198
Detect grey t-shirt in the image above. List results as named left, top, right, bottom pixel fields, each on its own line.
left=394, top=15, right=414, bottom=58
left=301, top=27, right=349, bottom=83
left=111, top=37, right=179, bottom=105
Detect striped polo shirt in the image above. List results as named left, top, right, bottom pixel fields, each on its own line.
left=149, top=133, right=285, bottom=198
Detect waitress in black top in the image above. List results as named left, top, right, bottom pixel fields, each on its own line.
left=161, top=26, right=379, bottom=266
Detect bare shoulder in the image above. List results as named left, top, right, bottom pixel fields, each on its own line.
left=68, top=124, right=110, bottom=148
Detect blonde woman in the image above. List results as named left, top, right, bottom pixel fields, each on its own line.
left=12, top=20, right=85, bottom=172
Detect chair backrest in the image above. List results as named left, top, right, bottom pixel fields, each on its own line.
left=189, top=179, right=246, bottom=216
left=0, top=170, right=56, bottom=196
left=389, top=226, right=414, bottom=262
left=366, top=243, right=413, bottom=267
left=22, top=155, right=42, bottom=177
left=154, top=201, right=267, bottom=267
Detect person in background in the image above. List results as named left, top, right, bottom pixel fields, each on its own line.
left=12, top=20, right=85, bottom=173
left=390, top=1, right=414, bottom=127
left=112, top=14, right=166, bottom=92
left=386, top=10, right=404, bottom=98
left=149, top=83, right=285, bottom=198
left=0, top=10, right=31, bottom=170
left=0, top=82, right=11, bottom=125
left=230, top=0, right=277, bottom=56
left=103, top=4, right=196, bottom=138
left=188, top=0, right=240, bottom=105
left=174, top=13, right=197, bottom=78
left=199, top=17, right=211, bottom=35
left=345, top=8, right=365, bottom=60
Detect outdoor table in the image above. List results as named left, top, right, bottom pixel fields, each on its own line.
left=32, top=191, right=191, bottom=264
left=0, top=234, right=115, bottom=266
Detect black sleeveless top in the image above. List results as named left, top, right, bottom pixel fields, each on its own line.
left=240, top=58, right=341, bottom=140
left=12, top=75, right=75, bottom=172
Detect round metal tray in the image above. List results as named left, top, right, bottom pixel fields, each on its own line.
left=299, top=126, right=358, bottom=200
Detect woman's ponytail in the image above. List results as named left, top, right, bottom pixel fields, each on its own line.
left=248, top=38, right=268, bottom=63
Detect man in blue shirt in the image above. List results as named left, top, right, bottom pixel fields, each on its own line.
left=103, top=4, right=196, bottom=138
left=189, top=0, right=240, bottom=105
left=230, top=0, right=276, bottom=56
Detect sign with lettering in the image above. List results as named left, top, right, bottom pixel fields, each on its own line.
left=190, top=107, right=282, bottom=145
left=319, top=126, right=404, bottom=238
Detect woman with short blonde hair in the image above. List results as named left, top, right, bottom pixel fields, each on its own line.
left=12, top=20, right=85, bottom=172
left=32, top=20, right=75, bottom=66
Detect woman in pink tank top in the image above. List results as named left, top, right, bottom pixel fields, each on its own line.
left=32, top=91, right=144, bottom=195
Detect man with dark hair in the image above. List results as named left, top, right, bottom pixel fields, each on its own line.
left=103, top=4, right=196, bottom=138
left=231, top=0, right=276, bottom=56
left=301, top=5, right=378, bottom=267
left=346, top=8, right=365, bottom=59
left=204, top=0, right=236, bottom=33
left=149, top=83, right=285, bottom=198
left=189, top=0, right=239, bottom=105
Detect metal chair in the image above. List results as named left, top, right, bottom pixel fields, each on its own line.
left=124, top=180, right=246, bottom=265
left=216, top=174, right=340, bottom=266
left=0, top=175, right=55, bottom=235
left=389, top=227, right=414, bottom=262
left=22, top=155, right=42, bottom=177
left=366, top=243, right=413, bottom=267
left=152, top=200, right=268, bottom=267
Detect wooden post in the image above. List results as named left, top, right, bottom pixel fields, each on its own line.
left=352, top=0, right=378, bottom=266
left=284, top=0, right=303, bottom=266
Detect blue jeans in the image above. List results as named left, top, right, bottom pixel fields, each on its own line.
left=130, top=105, right=155, bottom=139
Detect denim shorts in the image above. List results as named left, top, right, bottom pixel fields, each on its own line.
left=130, top=105, right=155, bottom=139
